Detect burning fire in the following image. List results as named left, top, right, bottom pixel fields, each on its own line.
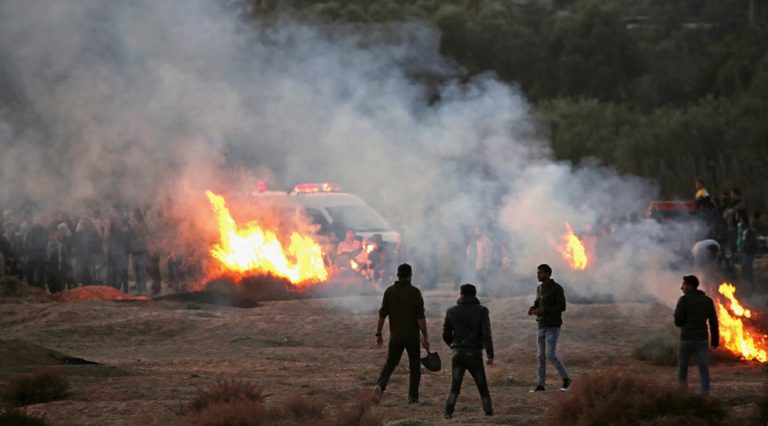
left=205, top=191, right=328, bottom=286
left=559, top=222, right=589, bottom=270
left=716, top=283, right=767, bottom=362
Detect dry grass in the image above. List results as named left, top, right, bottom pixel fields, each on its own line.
left=543, top=371, right=726, bottom=426
left=333, top=392, right=383, bottom=426
left=184, top=379, right=266, bottom=414
left=278, top=396, right=325, bottom=420
left=0, top=369, right=69, bottom=407
left=757, top=378, right=768, bottom=425
left=0, top=409, right=50, bottom=426
left=188, top=399, right=268, bottom=426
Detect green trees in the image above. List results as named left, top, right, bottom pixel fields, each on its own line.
left=245, top=0, right=768, bottom=203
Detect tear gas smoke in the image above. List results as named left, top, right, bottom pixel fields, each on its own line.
left=0, top=0, right=698, bottom=305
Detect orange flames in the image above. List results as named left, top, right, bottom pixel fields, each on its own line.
left=558, top=222, right=589, bottom=270
left=206, top=191, right=328, bottom=287
left=716, top=283, right=767, bottom=363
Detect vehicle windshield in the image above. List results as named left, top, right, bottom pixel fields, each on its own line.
left=326, top=205, right=390, bottom=232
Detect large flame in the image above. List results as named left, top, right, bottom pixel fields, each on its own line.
left=206, top=191, right=328, bottom=286
left=558, top=222, right=589, bottom=270
left=716, top=283, right=767, bottom=362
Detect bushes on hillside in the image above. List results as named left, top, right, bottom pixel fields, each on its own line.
left=0, top=369, right=69, bottom=407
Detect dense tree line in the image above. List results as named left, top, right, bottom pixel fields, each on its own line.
left=246, top=0, right=768, bottom=206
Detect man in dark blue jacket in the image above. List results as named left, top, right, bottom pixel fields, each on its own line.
left=442, top=283, right=494, bottom=419
left=528, top=263, right=570, bottom=392
left=674, top=275, right=719, bottom=394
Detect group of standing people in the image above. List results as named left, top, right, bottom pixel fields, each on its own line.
left=693, top=179, right=763, bottom=293
left=0, top=204, right=202, bottom=295
left=372, top=263, right=720, bottom=419
left=372, top=263, right=570, bottom=419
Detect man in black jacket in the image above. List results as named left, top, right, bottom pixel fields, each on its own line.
left=527, top=263, right=570, bottom=392
left=372, top=263, right=429, bottom=404
left=674, top=275, right=719, bottom=394
left=442, top=283, right=494, bottom=419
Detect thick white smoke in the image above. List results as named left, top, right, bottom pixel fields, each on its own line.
left=0, top=0, right=697, bottom=305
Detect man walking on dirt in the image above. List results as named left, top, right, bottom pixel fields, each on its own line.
left=674, top=275, right=719, bottom=394
left=442, top=283, right=494, bottom=419
left=528, top=263, right=571, bottom=392
left=373, top=263, right=429, bottom=404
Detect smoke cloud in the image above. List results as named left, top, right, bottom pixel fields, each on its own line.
left=0, top=0, right=699, bottom=305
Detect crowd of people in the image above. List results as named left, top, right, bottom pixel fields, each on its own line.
left=0, top=204, right=203, bottom=295
left=690, top=179, right=765, bottom=293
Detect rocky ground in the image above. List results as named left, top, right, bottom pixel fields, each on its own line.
left=0, top=279, right=765, bottom=425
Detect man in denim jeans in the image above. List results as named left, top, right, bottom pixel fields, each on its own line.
left=528, top=264, right=571, bottom=392
left=674, top=275, right=719, bottom=394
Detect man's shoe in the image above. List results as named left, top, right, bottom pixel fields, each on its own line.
left=561, top=378, right=572, bottom=391
left=485, top=411, right=494, bottom=416
left=444, top=413, right=452, bottom=419
left=529, top=385, right=545, bottom=392
left=407, top=396, right=418, bottom=404
left=371, top=386, right=382, bottom=404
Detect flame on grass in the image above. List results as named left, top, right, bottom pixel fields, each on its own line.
left=558, top=222, right=589, bottom=270
left=205, top=191, right=328, bottom=287
left=716, top=283, right=767, bottom=363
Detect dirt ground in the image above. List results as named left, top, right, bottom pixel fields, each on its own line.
left=0, top=280, right=765, bottom=426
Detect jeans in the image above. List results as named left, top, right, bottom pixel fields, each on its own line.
left=678, top=340, right=710, bottom=394
left=445, top=349, right=492, bottom=416
left=376, top=338, right=421, bottom=400
left=537, top=327, right=569, bottom=386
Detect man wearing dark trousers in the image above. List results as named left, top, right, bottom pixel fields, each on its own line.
left=442, top=283, right=494, bottom=419
left=528, top=263, right=571, bottom=392
left=674, top=275, right=719, bottom=394
left=373, top=263, right=429, bottom=404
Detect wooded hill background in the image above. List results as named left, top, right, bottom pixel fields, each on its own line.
left=245, top=0, right=768, bottom=207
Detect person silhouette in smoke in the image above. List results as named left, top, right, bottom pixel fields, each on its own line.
left=372, top=263, right=429, bottom=404
left=674, top=275, right=718, bottom=394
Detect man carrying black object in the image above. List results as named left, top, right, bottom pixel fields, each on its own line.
left=442, top=283, right=494, bottom=419
left=372, top=263, right=429, bottom=404
left=674, top=275, right=719, bottom=395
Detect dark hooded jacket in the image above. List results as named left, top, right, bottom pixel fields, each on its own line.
left=442, top=295, right=494, bottom=358
left=531, top=279, right=566, bottom=328
left=674, top=289, right=719, bottom=344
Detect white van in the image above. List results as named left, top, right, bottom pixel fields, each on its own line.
left=250, top=183, right=401, bottom=247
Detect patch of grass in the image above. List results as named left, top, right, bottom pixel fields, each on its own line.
left=0, top=409, right=50, bottom=426
left=0, top=369, right=70, bottom=407
left=544, top=371, right=726, bottom=426
left=334, top=392, right=382, bottom=426
left=632, top=332, right=677, bottom=366
left=184, top=379, right=266, bottom=414
left=278, top=396, right=325, bottom=420
left=188, top=399, right=268, bottom=426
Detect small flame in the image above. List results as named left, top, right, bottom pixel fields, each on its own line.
left=716, top=283, right=767, bottom=362
left=559, top=222, right=589, bottom=270
left=206, top=191, right=328, bottom=286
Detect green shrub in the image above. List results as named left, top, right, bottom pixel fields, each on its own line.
left=0, top=369, right=69, bottom=407
left=632, top=333, right=677, bottom=366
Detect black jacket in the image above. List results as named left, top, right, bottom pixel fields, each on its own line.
left=442, top=296, right=494, bottom=359
left=379, top=280, right=425, bottom=342
left=674, top=289, right=719, bottom=344
left=531, top=279, right=566, bottom=328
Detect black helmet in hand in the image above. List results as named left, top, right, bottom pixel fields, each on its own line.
left=420, top=350, right=441, bottom=372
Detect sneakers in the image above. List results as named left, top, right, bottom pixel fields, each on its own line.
left=561, top=378, right=572, bottom=391
left=529, top=385, right=545, bottom=392
left=371, top=386, right=382, bottom=404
